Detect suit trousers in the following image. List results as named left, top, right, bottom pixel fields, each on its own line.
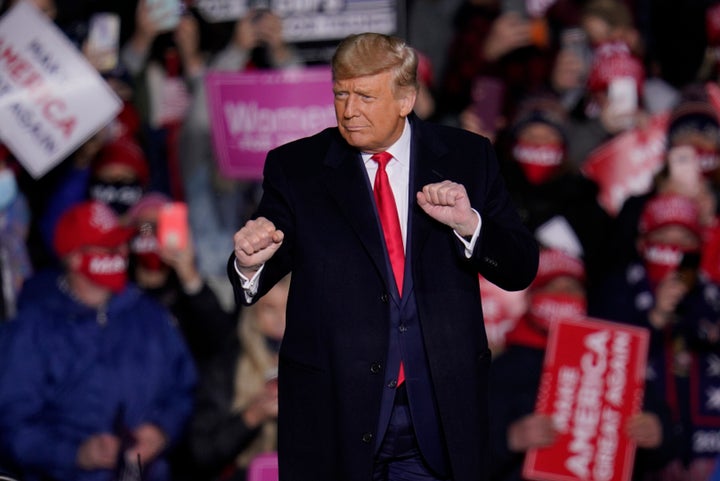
left=372, top=386, right=451, bottom=481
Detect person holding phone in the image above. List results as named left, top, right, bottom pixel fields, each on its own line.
left=590, top=193, right=720, bottom=481
left=564, top=0, right=647, bottom=167
left=177, top=5, right=302, bottom=283
left=609, top=87, right=720, bottom=271
left=438, top=0, right=577, bottom=127
left=124, top=193, right=238, bottom=364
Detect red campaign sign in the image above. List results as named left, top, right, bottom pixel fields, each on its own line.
left=581, top=114, right=669, bottom=217
left=523, top=317, right=650, bottom=481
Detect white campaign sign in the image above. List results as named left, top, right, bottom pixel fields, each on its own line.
left=0, top=2, right=122, bottom=178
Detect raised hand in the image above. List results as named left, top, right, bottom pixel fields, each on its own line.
left=233, top=217, right=284, bottom=277
left=417, top=181, right=478, bottom=237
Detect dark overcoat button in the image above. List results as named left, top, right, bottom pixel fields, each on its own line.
left=362, top=432, right=374, bottom=443
left=370, top=362, right=382, bottom=374
left=380, top=293, right=389, bottom=303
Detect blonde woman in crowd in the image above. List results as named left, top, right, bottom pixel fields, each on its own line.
left=175, top=275, right=289, bottom=481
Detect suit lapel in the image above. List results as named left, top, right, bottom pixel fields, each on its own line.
left=322, top=138, right=391, bottom=292
left=409, top=116, right=451, bottom=266
left=320, top=117, right=452, bottom=295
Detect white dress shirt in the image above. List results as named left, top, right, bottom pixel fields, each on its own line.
left=236, top=118, right=482, bottom=296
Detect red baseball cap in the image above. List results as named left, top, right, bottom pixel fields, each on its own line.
left=638, top=193, right=701, bottom=238
left=53, top=201, right=136, bottom=257
left=91, top=137, right=150, bottom=186
left=587, top=41, right=644, bottom=95
left=532, top=249, right=586, bottom=289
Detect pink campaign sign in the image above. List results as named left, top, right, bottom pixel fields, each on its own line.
left=247, top=452, right=278, bottom=481
left=205, top=66, right=337, bottom=179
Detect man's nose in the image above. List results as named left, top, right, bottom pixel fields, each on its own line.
left=343, top=96, right=359, bottom=117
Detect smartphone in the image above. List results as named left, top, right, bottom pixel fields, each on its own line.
left=471, top=76, right=506, bottom=138
left=86, top=13, right=120, bottom=72
left=668, top=145, right=702, bottom=195
left=607, top=76, right=638, bottom=129
left=561, top=27, right=592, bottom=69
left=677, top=250, right=701, bottom=290
left=146, top=0, right=183, bottom=32
left=157, top=202, right=189, bottom=250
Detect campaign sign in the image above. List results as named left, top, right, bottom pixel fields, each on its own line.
left=195, top=0, right=397, bottom=42
left=0, top=2, right=122, bottom=178
left=581, top=114, right=668, bottom=216
left=205, top=66, right=336, bottom=179
left=247, top=452, right=278, bottom=481
left=523, top=317, right=649, bottom=481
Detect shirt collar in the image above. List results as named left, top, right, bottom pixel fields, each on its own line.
left=362, top=118, right=412, bottom=168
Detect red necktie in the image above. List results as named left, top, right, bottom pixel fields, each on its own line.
left=371, top=151, right=406, bottom=386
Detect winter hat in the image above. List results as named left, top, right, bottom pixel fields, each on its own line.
left=511, top=93, right=569, bottom=143
left=91, top=137, right=150, bottom=186
left=586, top=41, right=644, bottom=96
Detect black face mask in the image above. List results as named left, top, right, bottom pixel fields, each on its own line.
left=88, top=179, right=143, bottom=215
left=265, top=335, right=282, bottom=353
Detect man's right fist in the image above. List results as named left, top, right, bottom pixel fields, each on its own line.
left=233, top=217, right=284, bottom=276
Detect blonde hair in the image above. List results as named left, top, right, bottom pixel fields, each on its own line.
left=332, top=32, right=419, bottom=94
left=231, top=275, right=290, bottom=468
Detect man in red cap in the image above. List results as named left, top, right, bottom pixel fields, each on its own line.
left=38, top=136, right=151, bottom=257
left=0, top=200, right=196, bottom=481
left=591, top=192, right=720, bottom=479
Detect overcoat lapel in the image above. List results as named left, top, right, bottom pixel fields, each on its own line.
left=409, top=117, right=452, bottom=268
left=322, top=138, right=392, bottom=292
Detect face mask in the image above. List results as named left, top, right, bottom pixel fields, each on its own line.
left=527, top=292, right=586, bottom=332
left=694, top=147, right=720, bottom=175
left=512, top=141, right=565, bottom=185
left=88, top=180, right=143, bottom=215
left=265, top=335, right=282, bottom=353
left=0, top=168, right=18, bottom=211
left=640, top=242, right=685, bottom=287
left=130, top=233, right=164, bottom=271
left=77, top=251, right=128, bottom=292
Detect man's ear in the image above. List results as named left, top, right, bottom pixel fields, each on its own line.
left=399, top=88, right=418, bottom=118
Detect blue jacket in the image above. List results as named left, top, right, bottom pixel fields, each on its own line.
left=0, top=270, right=196, bottom=481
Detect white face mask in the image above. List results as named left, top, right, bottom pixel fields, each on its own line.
left=0, top=169, right=18, bottom=211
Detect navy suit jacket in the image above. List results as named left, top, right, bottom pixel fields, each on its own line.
left=228, top=114, right=538, bottom=481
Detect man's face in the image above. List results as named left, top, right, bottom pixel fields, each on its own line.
left=333, top=70, right=416, bottom=154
